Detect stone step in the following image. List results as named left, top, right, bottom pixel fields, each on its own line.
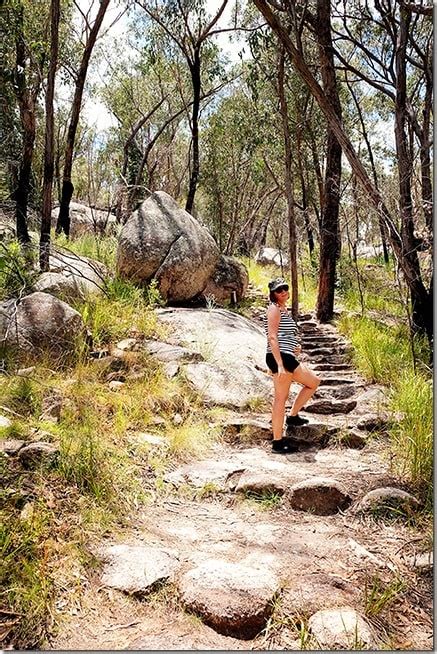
left=312, top=363, right=353, bottom=371
left=318, top=377, right=356, bottom=386
left=302, top=340, right=344, bottom=350
left=305, top=399, right=357, bottom=415
left=316, top=386, right=358, bottom=400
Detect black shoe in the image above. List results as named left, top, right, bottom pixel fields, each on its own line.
left=272, top=438, right=298, bottom=454
left=286, top=414, right=309, bottom=427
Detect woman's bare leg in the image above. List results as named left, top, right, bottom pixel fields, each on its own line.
left=289, top=364, right=320, bottom=416
left=272, top=372, right=293, bottom=439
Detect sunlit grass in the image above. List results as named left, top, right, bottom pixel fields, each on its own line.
left=55, top=233, right=118, bottom=268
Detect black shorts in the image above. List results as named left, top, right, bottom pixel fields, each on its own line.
left=266, top=352, right=300, bottom=374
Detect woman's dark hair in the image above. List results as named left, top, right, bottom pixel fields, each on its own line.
left=269, top=289, right=278, bottom=303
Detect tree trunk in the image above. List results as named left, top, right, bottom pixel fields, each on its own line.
left=13, top=5, right=35, bottom=244
left=252, top=0, right=432, bottom=346
left=40, top=0, right=60, bottom=271
left=315, top=0, right=342, bottom=322
left=296, top=122, right=314, bottom=258
left=185, top=47, right=201, bottom=214
left=277, top=48, right=298, bottom=318
left=56, top=0, right=110, bottom=236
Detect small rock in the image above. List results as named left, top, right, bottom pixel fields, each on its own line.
left=289, top=477, right=352, bottom=515
left=308, top=607, right=375, bottom=649
left=17, top=366, right=36, bottom=377
left=20, top=502, right=34, bottom=521
left=0, top=415, right=12, bottom=429
left=99, top=544, right=180, bottom=595
left=39, top=394, right=63, bottom=422
left=135, top=432, right=167, bottom=447
left=336, top=429, right=367, bottom=449
left=355, top=487, right=420, bottom=517
left=108, top=380, right=124, bottom=391
left=283, top=573, right=359, bottom=615
left=18, top=441, right=59, bottom=469
left=178, top=558, right=279, bottom=639
left=285, top=422, right=330, bottom=448
left=116, top=338, right=138, bottom=351
left=356, top=414, right=390, bottom=432
left=0, top=439, right=26, bottom=455
left=172, top=413, right=183, bottom=425
left=409, top=551, right=433, bottom=573
left=163, top=361, right=179, bottom=378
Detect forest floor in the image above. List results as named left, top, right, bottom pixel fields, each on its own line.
left=46, top=310, right=433, bottom=651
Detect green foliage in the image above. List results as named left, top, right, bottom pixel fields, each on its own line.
left=337, top=313, right=432, bottom=507
left=389, top=372, right=433, bottom=508
left=56, top=234, right=118, bottom=268
left=2, top=375, right=42, bottom=417
left=337, top=314, right=412, bottom=383
left=0, top=241, right=38, bottom=300
left=364, top=574, right=406, bottom=617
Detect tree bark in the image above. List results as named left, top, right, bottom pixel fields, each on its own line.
left=56, top=0, right=110, bottom=236
left=40, top=0, right=60, bottom=271
left=185, top=47, right=201, bottom=214
left=315, top=0, right=342, bottom=323
left=277, top=48, right=298, bottom=318
left=13, top=4, right=36, bottom=244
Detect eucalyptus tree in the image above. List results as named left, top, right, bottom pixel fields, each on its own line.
left=201, top=79, right=283, bottom=254
left=252, top=0, right=433, bottom=346
left=134, top=0, right=231, bottom=213
left=2, top=0, right=51, bottom=243
left=40, top=0, right=61, bottom=271
left=55, top=0, right=111, bottom=237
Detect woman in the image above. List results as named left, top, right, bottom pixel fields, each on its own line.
left=265, top=277, right=320, bottom=453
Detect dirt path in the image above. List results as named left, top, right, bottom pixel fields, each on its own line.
left=49, top=314, right=433, bottom=651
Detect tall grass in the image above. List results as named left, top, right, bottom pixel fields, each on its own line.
left=337, top=313, right=432, bottom=508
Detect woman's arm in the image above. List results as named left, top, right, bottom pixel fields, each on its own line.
left=267, top=305, right=286, bottom=375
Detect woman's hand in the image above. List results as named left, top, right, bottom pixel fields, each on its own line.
left=294, top=344, right=302, bottom=356
left=277, top=364, right=286, bottom=376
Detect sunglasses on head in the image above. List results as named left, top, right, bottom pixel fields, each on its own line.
left=275, top=285, right=289, bottom=293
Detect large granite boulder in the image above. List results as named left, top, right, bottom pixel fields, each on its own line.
left=255, top=247, right=288, bottom=267
left=0, top=291, right=85, bottom=357
left=51, top=202, right=116, bottom=238
left=34, top=251, right=109, bottom=301
left=116, top=191, right=219, bottom=302
left=201, top=255, right=249, bottom=306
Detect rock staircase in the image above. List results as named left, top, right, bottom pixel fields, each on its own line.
left=50, top=312, right=433, bottom=652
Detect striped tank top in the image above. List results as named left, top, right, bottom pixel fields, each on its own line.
left=265, top=305, right=300, bottom=355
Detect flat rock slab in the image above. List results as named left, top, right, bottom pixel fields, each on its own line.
left=308, top=607, right=376, bottom=649
left=178, top=558, right=279, bottom=639
left=283, top=573, right=359, bottom=615
left=99, top=544, right=180, bottom=595
left=288, top=477, right=351, bottom=515
left=184, top=361, right=271, bottom=408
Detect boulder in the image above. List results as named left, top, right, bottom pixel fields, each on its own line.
left=98, top=544, right=180, bottom=595
left=178, top=558, right=279, bottom=638
left=116, top=191, right=219, bottom=302
left=305, top=399, right=357, bottom=415
left=34, top=251, right=108, bottom=301
left=283, top=573, right=359, bottom=615
left=51, top=202, right=116, bottom=238
left=201, top=255, right=249, bottom=306
left=0, top=292, right=85, bottom=358
left=255, top=247, right=289, bottom=267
